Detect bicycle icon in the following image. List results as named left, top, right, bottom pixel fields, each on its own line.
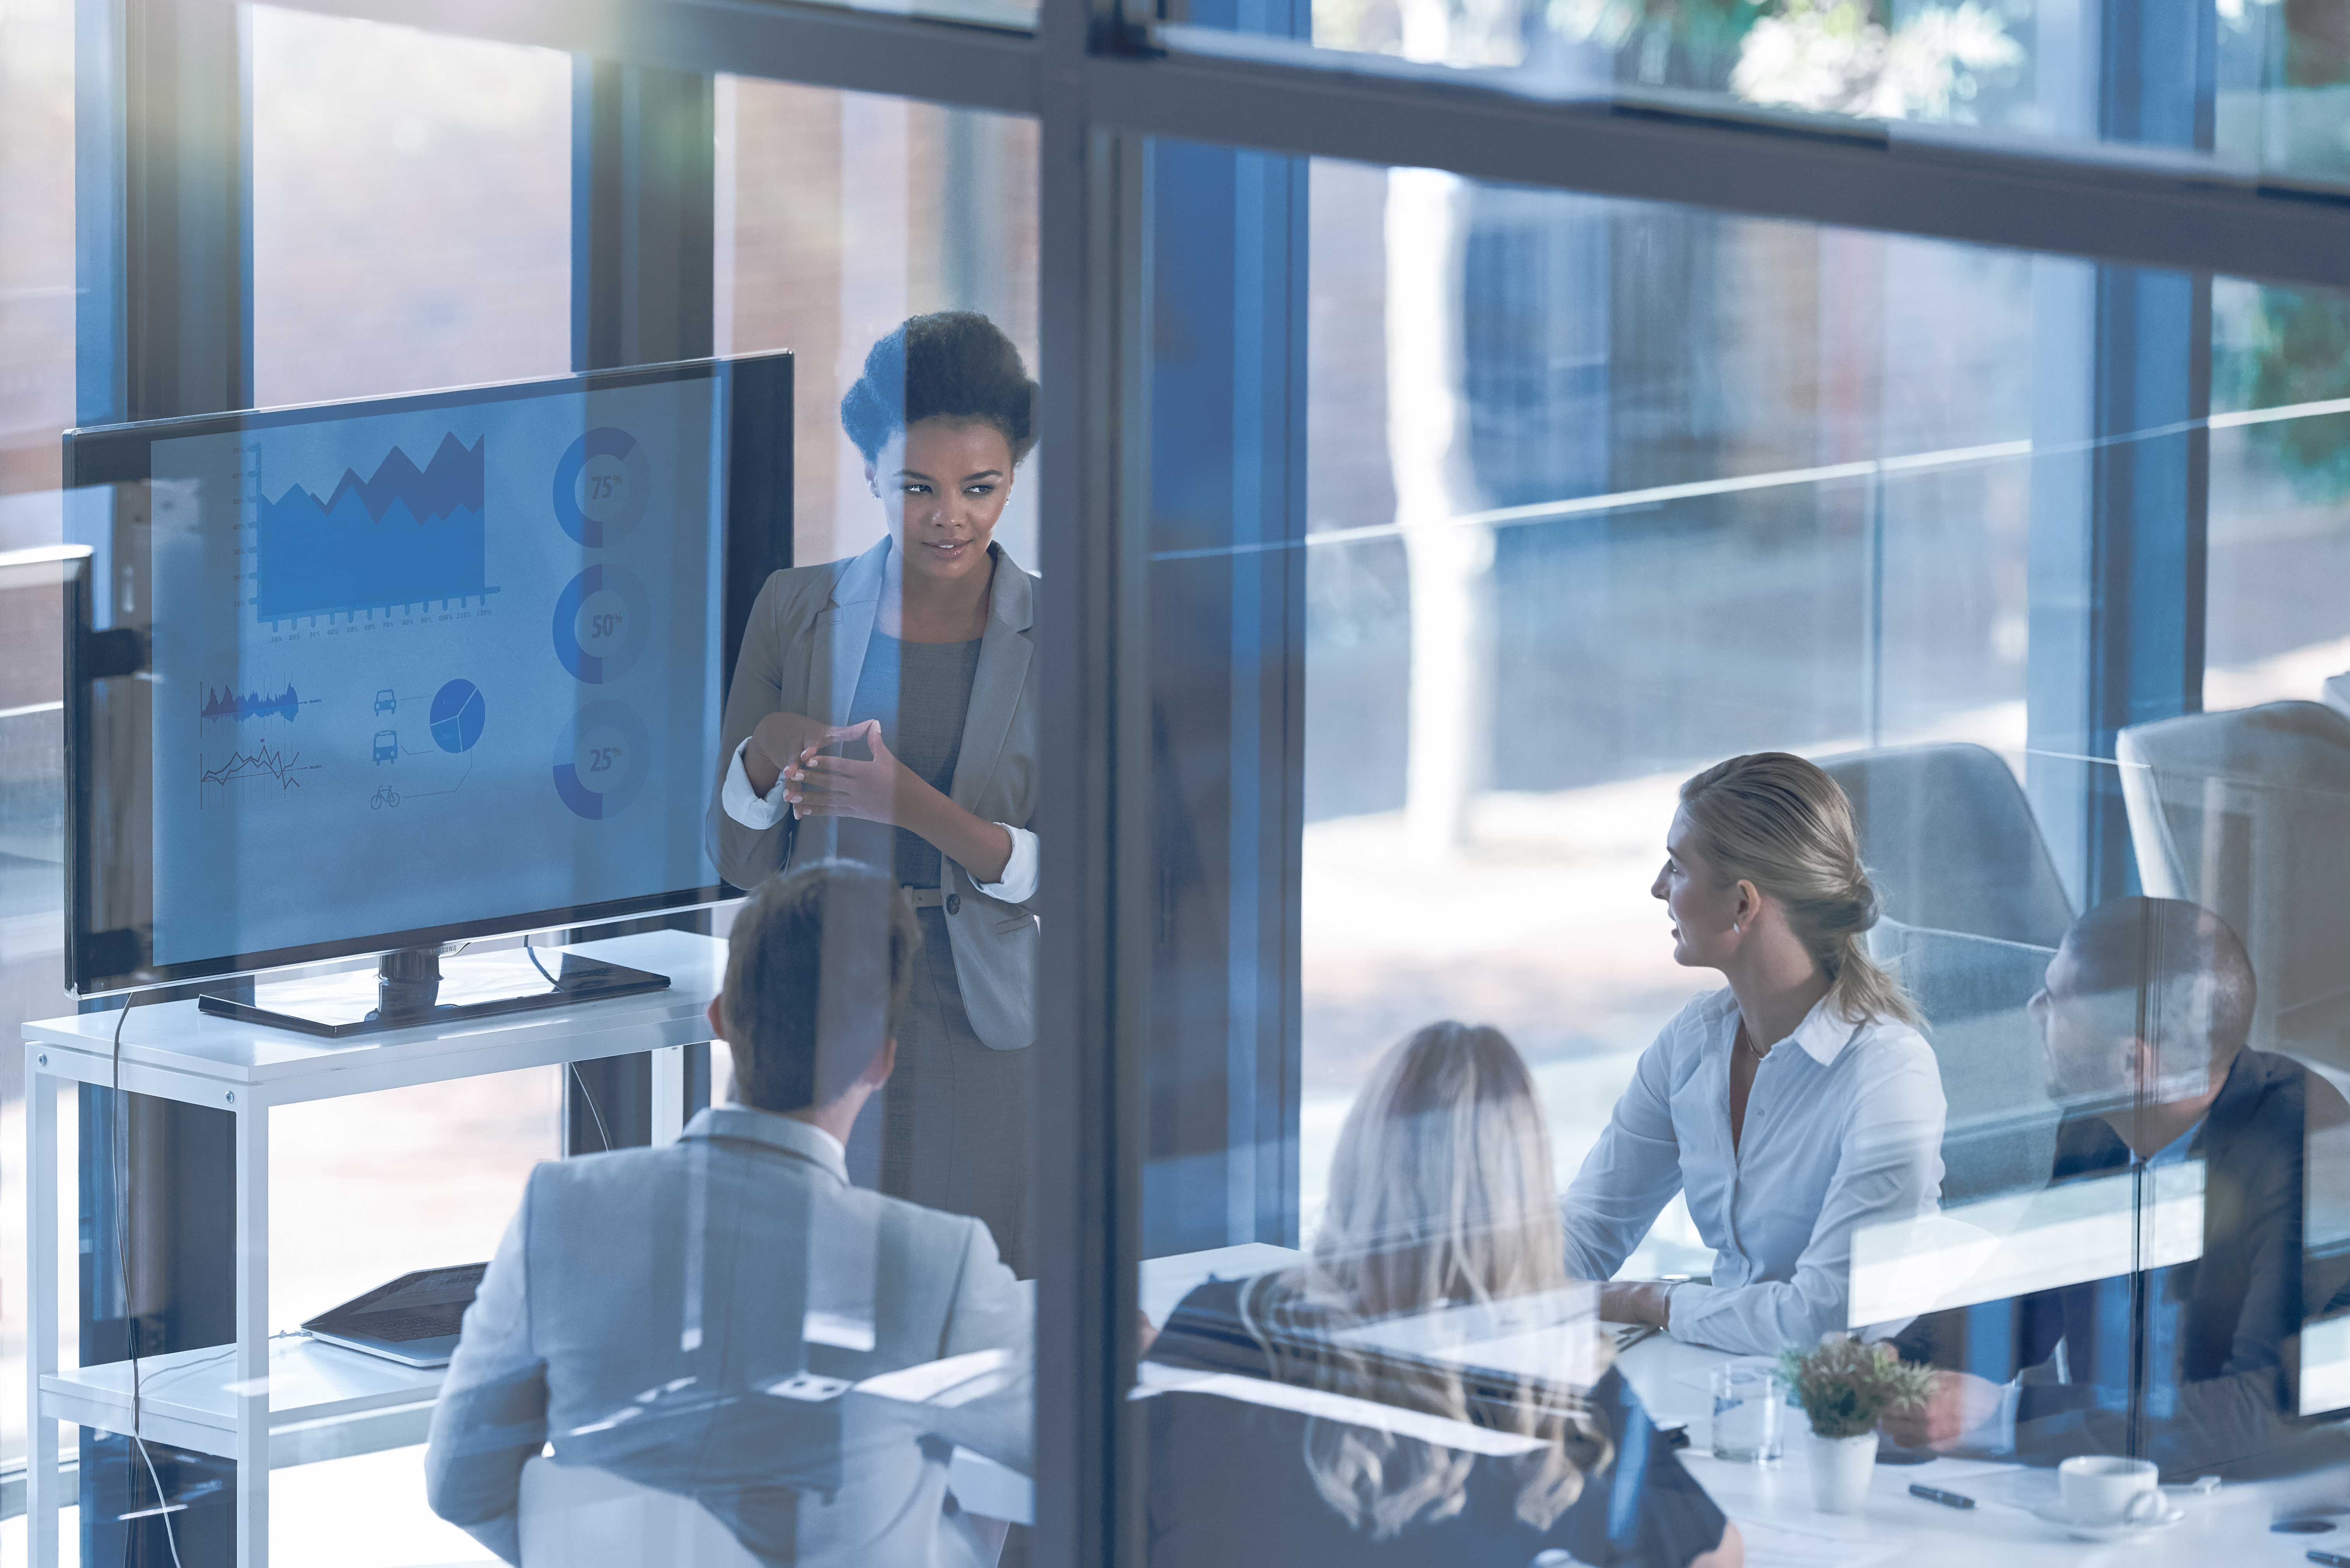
left=371, top=785, right=401, bottom=810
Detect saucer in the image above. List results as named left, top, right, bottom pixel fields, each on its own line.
left=2030, top=1498, right=2187, bottom=1542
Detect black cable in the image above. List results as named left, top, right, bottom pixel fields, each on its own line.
left=528, top=945, right=612, bottom=1154
left=112, top=990, right=184, bottom=1568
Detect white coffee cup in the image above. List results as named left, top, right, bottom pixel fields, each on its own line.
left=2057, top=1455, right=2163, bottom=1526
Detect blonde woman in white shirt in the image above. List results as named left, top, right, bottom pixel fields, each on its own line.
left=1561, top=752, right=1946, bottom=1357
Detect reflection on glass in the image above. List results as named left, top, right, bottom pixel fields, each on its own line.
left=1297, top=168, right=2032, bottom=1256
left=707, top=311, right=1044, bottom=1275
left=718, top=80, right=1042, bottom=570
left=1885, top=897, right=2350, bottom=1481
left=1140, top=141, right=2350, bottom=1559
left=426, top=863, right=1033, bottom=1564
left=1146, top=1024, right=1739, bottom=1566
left=250, top=6, right=571, bottom=407
left=1555, top=753, right=1945, bottom=1359
left=1212, top=0, right=2350, bottom=184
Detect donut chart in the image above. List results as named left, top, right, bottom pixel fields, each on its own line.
left=551, top=564, right=649, bottom=684
left=552, top=700, right=651, bottom=820
left=552, top=426, right=650, bottom=546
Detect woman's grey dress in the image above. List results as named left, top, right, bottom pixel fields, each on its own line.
left=833, top=631, right=1034, bottom=1277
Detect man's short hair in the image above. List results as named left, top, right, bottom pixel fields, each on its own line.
left=2060, top=896, right=2257, bottom=1071
left=722, top=859, right=920, bottom=1113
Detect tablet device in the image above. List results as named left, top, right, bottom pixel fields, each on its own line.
left=302, top=1263, right=488, bottom=1369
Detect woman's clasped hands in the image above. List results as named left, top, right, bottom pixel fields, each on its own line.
left=775, top=717, right=910, bottom=825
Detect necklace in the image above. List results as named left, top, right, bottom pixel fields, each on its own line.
left=1738, top=1022, right=1771, bottom=1061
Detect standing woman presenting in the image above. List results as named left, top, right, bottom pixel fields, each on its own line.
left=707, top=312, right=1040, bottom=1275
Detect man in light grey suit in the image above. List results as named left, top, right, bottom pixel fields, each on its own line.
left=424, top=859, right=1031, bottom=1566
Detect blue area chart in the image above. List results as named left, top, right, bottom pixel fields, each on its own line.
left=201, top=681, right=302, bottom=722
left=552, top=427, right=650, bottom=547
left=429, top=679, right=487, bottom=753
left=553, top=701, right=650, bottom=820
left=256, top=434, right=496, bottom=621
left=551, top=565, right=649, bottom=684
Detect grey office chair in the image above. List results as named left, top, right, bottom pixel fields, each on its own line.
left=2325, top=672, right=2350, bottom=723
left=1819, top=742, right=2074, bottom=949
left=1865, top=919, right=2060, bottom=1205
left=2118, top=700, right=2350, bottom=1070
left=1820, top=744, right=2074, bottom=1206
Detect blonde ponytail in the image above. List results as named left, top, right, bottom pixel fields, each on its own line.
left=1679, top=753, right=1920, bottom=1029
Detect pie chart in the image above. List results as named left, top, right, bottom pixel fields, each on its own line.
left=429, top=679, right=486, bottom=753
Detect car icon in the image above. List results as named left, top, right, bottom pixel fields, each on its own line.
left=373, top=729, right=398, bottom=763
left=374, top=688, right=396, bottom=715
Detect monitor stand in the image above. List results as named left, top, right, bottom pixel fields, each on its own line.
left=196, top=945, right=671, bottom=1038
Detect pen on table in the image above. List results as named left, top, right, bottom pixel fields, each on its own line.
left=1908, top=1484, right=1976, bottom=1511
left=2307, top=1550, right=2350, bottom=1567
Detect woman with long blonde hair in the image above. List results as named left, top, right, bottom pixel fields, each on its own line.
left=1562, top=751, right=1946, bottom=1356
left=1145, top=1023, right=1741, bottom=1568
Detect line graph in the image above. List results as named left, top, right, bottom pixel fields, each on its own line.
left=200, top=680, right=310, bottom=722
left=199, top=739, right=321, bottom=802
left=255, top=432, right=499, bottom=622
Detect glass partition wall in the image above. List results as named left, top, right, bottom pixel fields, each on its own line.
left=11, top=0, right=2350, bottom=1562
left=1129, top=141, right=2350, bottom=1561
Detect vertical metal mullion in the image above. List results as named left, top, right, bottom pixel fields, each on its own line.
left=571, top=59, right=717, bottom=374
left=2025, top=0, right=2213, bottom=913
left=1034, top=0, right=1151, bottom=1531
left=73, top=0, right=251, bottom=1559
left=565, top=58, right=717, bottom=1155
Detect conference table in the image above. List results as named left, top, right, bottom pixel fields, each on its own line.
left=1111, top=1244, right=2350, bottom=1568
left=1610, top=1327, right=2350, bottom=1568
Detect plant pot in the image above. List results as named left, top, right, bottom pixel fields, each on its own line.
left=1806, top=1428, right=1878, bottom=1514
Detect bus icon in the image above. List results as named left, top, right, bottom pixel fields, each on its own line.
left=374, top=688, right=396, bottom=715
left=373, top=730, right=398, bottom=763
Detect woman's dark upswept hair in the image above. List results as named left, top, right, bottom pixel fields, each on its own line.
left=839, top=311, right=1038, bottom=464
left=1678, top=751, right=1919, bottom=1027
left=1239, top=1022, right=1614, bottom=1540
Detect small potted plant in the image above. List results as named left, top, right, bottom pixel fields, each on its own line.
left=1778, top=1336, right=1934, bottom=1514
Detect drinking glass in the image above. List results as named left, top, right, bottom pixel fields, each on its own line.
left=1710, top=1360, right=1784, bottom=1462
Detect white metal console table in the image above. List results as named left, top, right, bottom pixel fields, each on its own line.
left=21, top=928, right=727, bottom=1568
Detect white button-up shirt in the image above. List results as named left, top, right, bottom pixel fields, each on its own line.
left=1561, top=987, right=1947, bottom=1356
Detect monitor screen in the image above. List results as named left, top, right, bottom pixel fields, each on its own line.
left=65, top=354, right=789, bottom=994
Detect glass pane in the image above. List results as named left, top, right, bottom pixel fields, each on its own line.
left=0, top=0, right=75, bottom=1486
left=1133, top=138, right=2350, bottom=1565
left=1175, top=0, right=2350, bottom=186
left=251, top=7, right=572, bottom=407
left=146, top=13, right=581, bottom=1562
left=718, top=78, right=1042, bottom=569
left=424, top=75, right=1041, bottom=1568
left=2208, top=277, right=2350, bottom=711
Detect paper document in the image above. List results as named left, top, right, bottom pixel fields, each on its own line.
left=1727, top=1518, right=1906, bottom=1568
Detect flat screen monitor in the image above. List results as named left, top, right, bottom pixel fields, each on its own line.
left=65, top=353, right=790, bottom=998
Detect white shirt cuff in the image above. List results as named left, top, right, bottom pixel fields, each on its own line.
left=1662, top=1281, right=1709, bottom=1340
left=721, top=737, right=787, bottom=830
left=973, top=825, right=1038, bottom=904
left=1989, top=1378, right=2020, bottom=1454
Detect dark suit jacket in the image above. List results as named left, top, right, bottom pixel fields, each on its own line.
left=1897, top=1048, right=2350, bottom=1477
left=1143, top=1277, right=1728, bottom=1568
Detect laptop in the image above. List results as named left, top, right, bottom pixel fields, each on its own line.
left=302, top=1263, right=488, bottom=1369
